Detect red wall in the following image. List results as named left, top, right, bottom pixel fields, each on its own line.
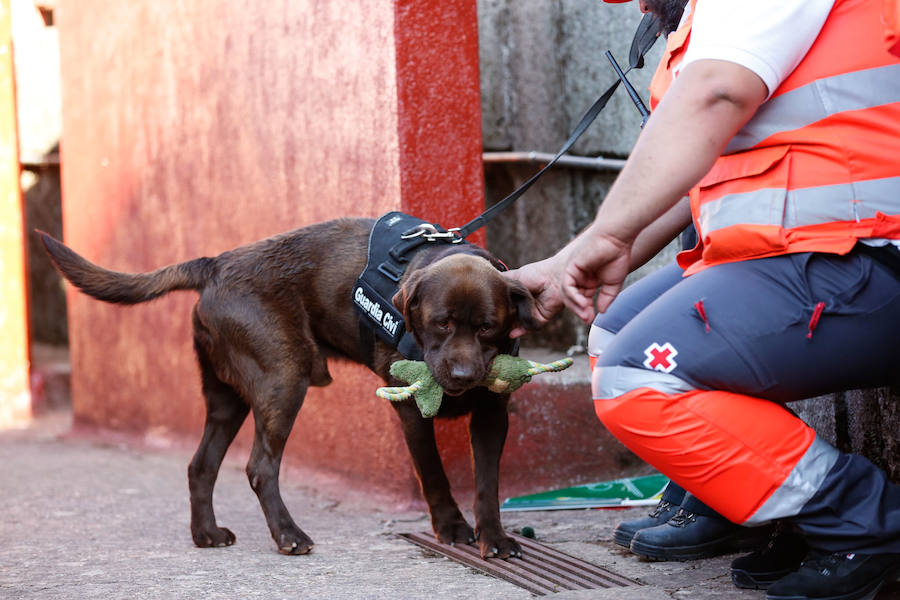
left=57, top=0, right=487, bottom=501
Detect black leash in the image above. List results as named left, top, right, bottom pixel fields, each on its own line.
left=455, top=12, right=661, bottom=241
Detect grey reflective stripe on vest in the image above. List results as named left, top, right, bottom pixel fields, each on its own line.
left=744, top=435, right=839, bottom=525
left=592, top=365, right=696, bottom=399
left=698, top=176, right=900, bottom=234
left=726, top=64, right=900, bottom=154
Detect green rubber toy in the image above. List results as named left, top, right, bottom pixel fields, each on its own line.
left=376, top=354, right=574, bottom=418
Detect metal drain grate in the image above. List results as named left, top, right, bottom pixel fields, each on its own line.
left=398, top=532, right=639, bottom=596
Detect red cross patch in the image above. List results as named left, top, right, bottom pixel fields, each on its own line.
left=643, top=342, right=678, bottom=373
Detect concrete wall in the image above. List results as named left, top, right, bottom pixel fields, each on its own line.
left=794, top=391, right=900, bottom=482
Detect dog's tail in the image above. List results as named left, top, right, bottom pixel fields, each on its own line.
left=38, top=230, right=213, bottom=305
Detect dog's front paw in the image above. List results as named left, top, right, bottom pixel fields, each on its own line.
left=477, top=531, right=522, bottom=559
left=276, top=530, right=315, bottom=555
left=434, top=520, right=476, bottom=546
left=192, top=526, right=236, bottom=548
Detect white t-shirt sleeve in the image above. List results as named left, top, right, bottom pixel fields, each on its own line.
left=679, top=0, right=836, bottom=98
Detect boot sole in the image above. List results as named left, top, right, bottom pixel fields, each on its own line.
left=765, top=566, right=900, bottom=600
left=613, top=528, right=638, bottom=549
left=765, top=581, right=883, bottom=600
left=630, top=529, right=769, bottom=562
left=732, top=567, right=798, bottom=590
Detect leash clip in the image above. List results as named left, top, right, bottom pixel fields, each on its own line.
left=424, top=228, right=464, bottom=243
left=401, top=224, right=464, bottom=243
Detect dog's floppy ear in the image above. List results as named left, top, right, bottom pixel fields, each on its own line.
left=507, top=278, right=538, bottom=333
left=393, top=269, right=425, bottom=332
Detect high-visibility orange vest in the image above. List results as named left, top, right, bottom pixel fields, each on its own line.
left=886, top=0, right=900, bottom=56
left=648, top=0, right=900, bottom=275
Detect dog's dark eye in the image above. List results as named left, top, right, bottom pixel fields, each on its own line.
left=436, top=319, right=451, bottom=331
left=478, top=323, right=495, bottom=335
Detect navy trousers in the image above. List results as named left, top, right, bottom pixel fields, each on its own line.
left=589, top=248, right=900, bottom=553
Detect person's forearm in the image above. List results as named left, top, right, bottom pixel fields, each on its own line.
left=587, top=59, right=768, bottom=247
left=504, top=60, right=769, bottom=329
left=628, top=196, right=691, bottom=270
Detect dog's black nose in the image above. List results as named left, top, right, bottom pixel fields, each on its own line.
left=450, top=364, right=476, bottom=381
left=447, top=363, right=485, bottom=391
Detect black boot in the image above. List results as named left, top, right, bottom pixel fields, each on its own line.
left=613, top=482, right=685, bottom=548
left=766, top=551, right=900, bottom=600
left=731, top=523, right=808, bottom=589
left=629, top=493, right=772, bottom=561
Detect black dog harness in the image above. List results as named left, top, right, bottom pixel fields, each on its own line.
left=352, top=212, right=473, bottom=366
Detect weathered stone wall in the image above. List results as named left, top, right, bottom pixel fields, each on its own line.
left=794, top=390, right=900, bottom=482
left=476, top=0, right=900, bottom=480
left=478, top=0, right=674, bottom=351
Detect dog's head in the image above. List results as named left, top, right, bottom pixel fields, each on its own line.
left=393, top=253, right=536, bottom=396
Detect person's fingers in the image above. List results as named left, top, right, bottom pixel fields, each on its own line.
left=560, top=272, right=597, bottom=324
left=593, top=282, right=623, bottom=315
left=571, top=295, right=597, bottom=324
left=508, top=325, right=528, bottom=339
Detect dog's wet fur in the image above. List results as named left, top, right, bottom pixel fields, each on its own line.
left=39, top=217, right=536, bottom=558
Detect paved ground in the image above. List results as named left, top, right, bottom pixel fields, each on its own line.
left=3, top=411, right=899, bottom=600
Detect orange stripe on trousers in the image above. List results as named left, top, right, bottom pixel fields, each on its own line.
left=594, top=387, right=815, bottom=524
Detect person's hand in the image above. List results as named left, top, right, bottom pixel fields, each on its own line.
left=503, top=225, right=633, bottom=335
left=503, top=254, right=567, bottom=338
left=559, top=226, right=632, bottom=323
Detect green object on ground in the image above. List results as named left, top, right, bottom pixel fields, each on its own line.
left=520, top=526, right=535, bottom=538
left=500, top=474, right=670, bottom=512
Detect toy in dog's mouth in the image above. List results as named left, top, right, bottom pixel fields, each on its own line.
left=375, top=355, right=574, bottom=418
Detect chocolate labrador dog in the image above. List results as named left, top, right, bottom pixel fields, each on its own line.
left=39, top=217, right=535, bottom=559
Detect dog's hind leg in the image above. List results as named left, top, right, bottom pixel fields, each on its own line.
left=195, top=293, right=320, bottom=555
left=391, top=401, right=476, bottom=546
left=246, top=381, right=314, bottom=555
left=188, top=329, right=250, bottom=548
